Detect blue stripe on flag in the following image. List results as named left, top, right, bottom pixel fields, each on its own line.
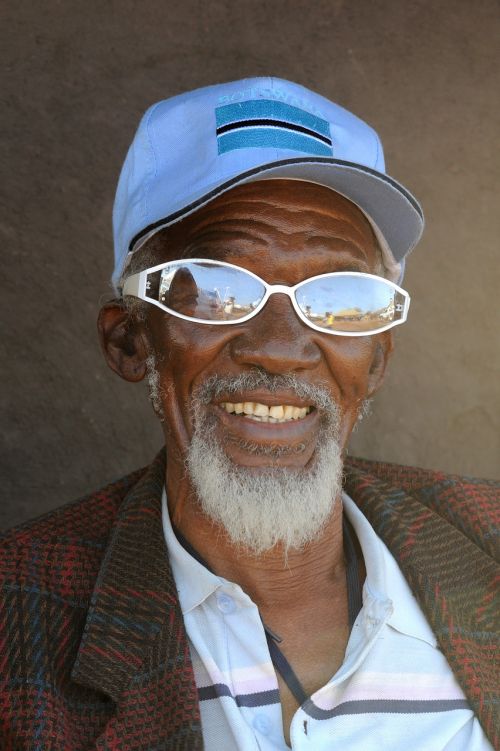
left=215, top=100, right=330, bottom=138
left=217, top=127, right=333, bottom=156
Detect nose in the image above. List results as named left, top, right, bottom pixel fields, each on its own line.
left=229, top=293, right=322, bottom=373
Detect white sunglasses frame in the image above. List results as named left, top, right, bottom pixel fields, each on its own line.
left=122, top=258, right=411, bottom=337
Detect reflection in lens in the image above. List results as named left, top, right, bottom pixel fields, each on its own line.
left=161, top=266, right=199, bottom=316
left=154, top=262, right=265, bottom=321
left=296, top=275, right=405, bottom=332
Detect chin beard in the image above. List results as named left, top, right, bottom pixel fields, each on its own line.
left=186, top=372, right=344, bottom=557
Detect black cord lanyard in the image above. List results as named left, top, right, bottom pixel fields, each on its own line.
left=173, top=516, right=363, bottom=707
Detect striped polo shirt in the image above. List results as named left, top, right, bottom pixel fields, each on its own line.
left=162, top=490, right=492, bottom=750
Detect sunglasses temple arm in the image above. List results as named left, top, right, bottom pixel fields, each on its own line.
left=404, top=292, right=411, bottom=319
left=122, top=271, right=145, bottom=300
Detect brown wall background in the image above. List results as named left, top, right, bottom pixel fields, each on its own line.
left=2, top=0, right=499, bottom=529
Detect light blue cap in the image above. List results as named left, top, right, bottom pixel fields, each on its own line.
left=112, top=77, right=423, bottom=291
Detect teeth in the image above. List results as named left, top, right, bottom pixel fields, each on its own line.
left=254, top=403, right=270, bottom=417
left=269, top=405, right=284, bottom=419
left=221, top=401, right=311, bottom=422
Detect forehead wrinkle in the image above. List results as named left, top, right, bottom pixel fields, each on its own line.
left=183, top=225, right=371, bottom=264
left=186, top=205, right=373, bottom=244
left=185, top=219, right=273, bottom=246
left=163, top=186, right=379, bottom=268
left=289, top=212, right=376, bottom=253
left=191, top=196, right=374, bottom=245
left=179, top=226, right=375, bottom=271
left=203, top=192, right=371, bottom=225
left=304, top=232, right=374, bottom=262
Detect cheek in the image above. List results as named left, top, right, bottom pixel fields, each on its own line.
left=321, top=337, right=376, bottom=401
left=148, top=313, right=234, bottom=414
left=320, top=338, right=376, bottom=449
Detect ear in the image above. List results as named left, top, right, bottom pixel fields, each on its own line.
left=366, top=331, right=393, bottom=398
left=97, top=302, right=149, bottom=382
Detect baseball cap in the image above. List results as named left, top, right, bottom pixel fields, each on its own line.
left=112, top=77, right=424, bottom=292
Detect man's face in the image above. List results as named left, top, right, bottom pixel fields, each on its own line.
left=112, top=180, right=391, bottom=552
left=143, top=179, right=385, bottom=456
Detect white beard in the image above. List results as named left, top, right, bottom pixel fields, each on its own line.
left=186, top=373, right=344, bottom=556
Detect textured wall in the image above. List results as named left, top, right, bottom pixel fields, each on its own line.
left=2, top=0, right=499, bottom=529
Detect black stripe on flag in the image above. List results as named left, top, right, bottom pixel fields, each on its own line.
left=216, top=119, right=332, bottom=146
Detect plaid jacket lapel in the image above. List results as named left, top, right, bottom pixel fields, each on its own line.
left=344, top=461, right=499, bottom=749
left=71, top=451, right=203, bottom=750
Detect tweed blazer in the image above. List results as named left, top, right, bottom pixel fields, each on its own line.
left=1, top=451, right=498, bottom=750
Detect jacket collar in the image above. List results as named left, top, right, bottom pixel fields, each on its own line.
left=71, top=450, right=179, bottom=702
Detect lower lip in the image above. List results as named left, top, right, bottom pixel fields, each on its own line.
left=208, top=405, right=321, bottom=468
left=213, top=404, right=319, bottom=441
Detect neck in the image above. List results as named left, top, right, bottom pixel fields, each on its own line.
left=166, top=463, right=346, bottom=611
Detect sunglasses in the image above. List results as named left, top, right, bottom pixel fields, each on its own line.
left=122, top=259, right=410, bottom=337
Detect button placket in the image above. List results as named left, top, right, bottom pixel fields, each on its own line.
left=362, top=594, right=392, bottom=636
left=217, top=592, right=237, bottom=615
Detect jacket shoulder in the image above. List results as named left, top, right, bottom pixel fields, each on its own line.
left=0, top=466, right=146, bottom=594
left=346, top=456, right=499, bottom=560
left=0, top=466, right=148, bottom=748
left=347, top=456, right=498, bottom=493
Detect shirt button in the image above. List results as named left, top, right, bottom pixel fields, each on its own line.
left=253, top=713, right=272, bottom=735
left=216, top=593, right=236, bottom=614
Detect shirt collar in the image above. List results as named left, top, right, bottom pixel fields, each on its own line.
left=342, top=491, right=437, bottom=647
left=162, top=488, right=222, bottom=614
left=162, top=485, right=437, bottom=647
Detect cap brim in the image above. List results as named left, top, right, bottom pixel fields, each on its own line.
left=129, top=157, right=424, bottom=265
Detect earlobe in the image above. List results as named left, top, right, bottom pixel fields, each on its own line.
left=366, top=332, right=393, bottom=398
left=97, top=303, right=148, bottom=382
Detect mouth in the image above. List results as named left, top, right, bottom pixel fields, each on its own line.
left=220, top=401, right=313, bottom=423
left=212, top=391, right=318, bottom=438
left=200, top=389, right=324, bottom=467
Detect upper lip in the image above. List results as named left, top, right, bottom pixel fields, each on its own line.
left=213, top=390, right=314, bottom=408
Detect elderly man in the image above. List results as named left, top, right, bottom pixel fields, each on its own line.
left=1, top=79, right=497, bottom=750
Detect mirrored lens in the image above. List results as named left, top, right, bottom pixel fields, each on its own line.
left=295, top=274, right=406, bottom=332
left=146, top=261, right=266, bottom=321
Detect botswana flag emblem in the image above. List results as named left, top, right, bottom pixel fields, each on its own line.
left=215, top=99, right=333, bottom=156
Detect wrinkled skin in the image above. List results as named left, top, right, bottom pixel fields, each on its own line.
left=98, top=180, right=393, bottom=742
